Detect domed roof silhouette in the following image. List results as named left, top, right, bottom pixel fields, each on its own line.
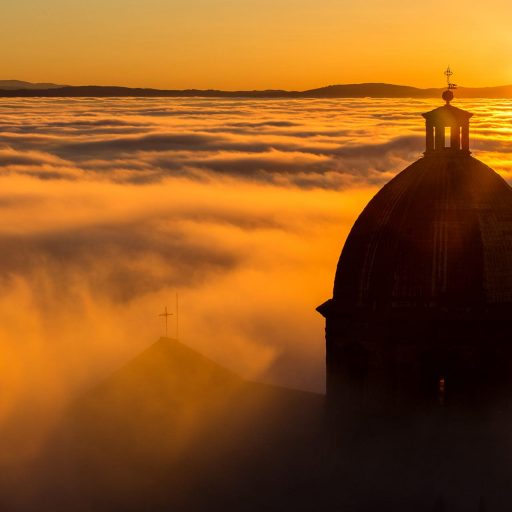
left=328, top=92, right=512, bottom=311
left=334, top=154, right=512, bottom=309
left=318, top=88, right=512, bottom=411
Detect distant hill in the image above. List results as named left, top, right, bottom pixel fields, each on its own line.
left=0, top=80, right=65, bottom=90
left=1, top=81, right=512, bottom=98
left=303, top=83, right=441, bottom=98
left=303, top=83, right=512, bottom=98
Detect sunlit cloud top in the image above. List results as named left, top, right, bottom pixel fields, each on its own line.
left=0, top=96, right=511, bottom=466
left=1, top=97, right=511, bottom=186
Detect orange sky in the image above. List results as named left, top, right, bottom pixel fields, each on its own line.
left=3, top=0, right=512, bottom=89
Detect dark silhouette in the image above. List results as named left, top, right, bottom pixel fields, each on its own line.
left=0, top=79, right=65, bottom=90
left=8, top=337, right=512, bottom=511
left=8, top=338, right=326, bottom=512
left=3, top=82, right=512, bottom=98
left=318, top=87, right=512, bottom=414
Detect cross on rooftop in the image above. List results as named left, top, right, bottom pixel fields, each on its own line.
left=159, top=306, right=173, bottom=338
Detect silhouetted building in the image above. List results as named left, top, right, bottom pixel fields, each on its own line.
left=318, top=91, right=512, bottom=412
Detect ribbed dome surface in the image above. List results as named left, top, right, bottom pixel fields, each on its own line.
left=334, top=155, right=512, bottom=309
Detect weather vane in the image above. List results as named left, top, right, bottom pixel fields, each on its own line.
left=444, top=66, right=457, bottom=90
left=442, top=66, right=457, bottom=105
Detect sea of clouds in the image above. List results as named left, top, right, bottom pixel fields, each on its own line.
left=0, top=96, right=511, bottom=463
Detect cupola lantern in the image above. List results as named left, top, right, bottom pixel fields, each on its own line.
left=423, top=67, right=472, bottom=154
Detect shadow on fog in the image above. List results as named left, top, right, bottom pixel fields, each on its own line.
left=2, top=337, right=512, bottom=512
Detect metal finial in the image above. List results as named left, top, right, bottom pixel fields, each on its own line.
left=443, top=66, right=457, bottom=104
left=444, top=66, right=453, bottom=86
left=444, top=66, right=457, bottom=90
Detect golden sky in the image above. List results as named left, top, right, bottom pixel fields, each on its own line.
left=3, top=0, right=512, bottom=89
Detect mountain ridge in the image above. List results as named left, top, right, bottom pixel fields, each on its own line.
left=0, top=80, right=66, bottom=90
left=1, top=81, right=512, bottom=98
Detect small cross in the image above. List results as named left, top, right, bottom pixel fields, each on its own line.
left=159, top=306, right=173, bottom=338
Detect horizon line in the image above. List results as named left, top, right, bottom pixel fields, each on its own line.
left=3, top=79, right=512, bottom=93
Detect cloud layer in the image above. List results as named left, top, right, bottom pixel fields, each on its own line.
left=2, top=97, right=510, bottom=186
left=0, top=96, right=511, bottom=465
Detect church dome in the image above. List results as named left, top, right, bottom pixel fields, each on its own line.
left=320, top=80, right=512, bottom=410
left=333, top=154, right=512, bottom=310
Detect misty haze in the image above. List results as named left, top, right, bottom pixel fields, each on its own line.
left=2, top=96, right=512, bottom=510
